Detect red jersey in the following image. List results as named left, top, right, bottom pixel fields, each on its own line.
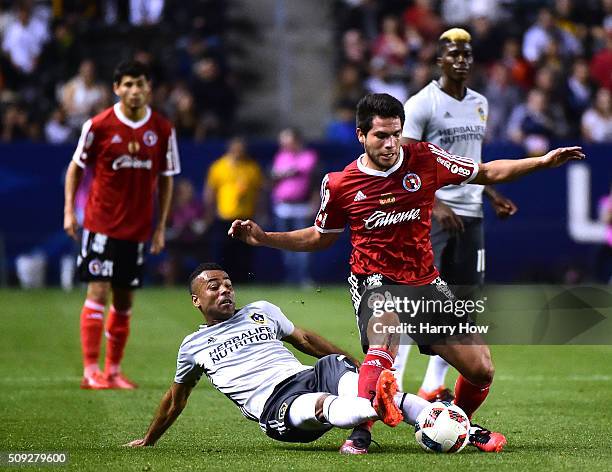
left=314, top=142, right=478, bottom=285
left=72, top=103, right=181, bottom=242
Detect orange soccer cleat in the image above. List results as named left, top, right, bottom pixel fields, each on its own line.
left=418, top=386, right=455, bottom=403
left=373, top=369, right=403, bottom=427
left=469, top=424, right=507, bottom=452
left=80, top=371, right=111, bottom=390
left=104, top=372, right=138, bottom=390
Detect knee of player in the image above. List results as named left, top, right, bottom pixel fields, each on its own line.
left=86, top=282, right=110, bottom=305
left=473, top=355, right=495, bottom=386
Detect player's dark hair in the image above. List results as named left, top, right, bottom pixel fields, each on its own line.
left=356, top=93, right=405, bottom=135
left=188, top=262, right=226, bottom=294
left=113, top=60, right=150, bottom=84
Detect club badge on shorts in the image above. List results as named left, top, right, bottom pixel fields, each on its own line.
left=402, top=173, right=421, bottom=192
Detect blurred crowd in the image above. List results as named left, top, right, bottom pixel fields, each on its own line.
left=0, top=0, right=237, bottom=143
left=156, top=128, right=321, bottom=287
left=327, top=0, right=612, bottom=147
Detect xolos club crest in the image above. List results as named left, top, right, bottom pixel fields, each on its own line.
left=402, top=173, right=421, bottom=192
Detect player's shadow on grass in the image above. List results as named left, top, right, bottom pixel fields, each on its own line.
left=276, top=443, right=431, bottom=454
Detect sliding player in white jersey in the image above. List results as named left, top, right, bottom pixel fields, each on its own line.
left=396, top=28, right=517, bottom=401
left=125, top=262, right=434, bottom=447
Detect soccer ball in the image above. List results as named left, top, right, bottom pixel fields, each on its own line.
left=414, top=401, right=470, bottom=453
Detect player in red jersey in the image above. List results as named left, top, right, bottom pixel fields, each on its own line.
left=228, top=94, right=584, bottom=454
left=64, top=61, right=180, bottom=390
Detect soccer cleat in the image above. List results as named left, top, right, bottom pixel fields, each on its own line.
left=80, top=371, right=111, bottom=390
left=104, top=373, right=138, bottom=390
left=339, top=428, right=371, bottom=455
left=468, top=424, right=507, bottom=452
left=373, top=369, right=403, bottom=427
left=418, top=386, right=455, bottom=403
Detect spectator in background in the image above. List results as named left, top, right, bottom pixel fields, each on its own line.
left=162, top=178, right=208, bottom=286
left=581, top=88, right=612, bottom=142
left=341, top=29, right=369, bottom=70
left=191, top=57, right=237, bottom=138
left=168, top=82, right=205, bottom=140
left=590, top=29, right=612, bottom=91
left=565, top=58, right=594, bottom=131
left=204, top=138, right=264, bottom=283
left=1, top=2, right=49, bottom=84
left=333, top=63, right=366, bottom=109
left=406, top=62, right=432, bottom=96
left=402, top=0, right=443, bottom=41
left=500, top=37, right=533, bottom=90
left=483, top=63, right=522, bottom=141
left=365, top=56, right=408, bottom=104
left=1, top=103, right=35, bottom=141
left=469, top=15, right=504, bottom=67
left=44, top=106, right=72, bottom=143
left=129, top=0, right=165, bottom=26
left=372, top=15, right=408, bottom=70
left=522, top=8, right=581, bottom=64
left=326, top=100, right=357, bottom=143
left=507, top=89, right=558, bottom=153
left=271, top=128, right=319, bottom=286
left=61, top=59, right=109, bottom=132
left=532, top=66, right=569, bottom=137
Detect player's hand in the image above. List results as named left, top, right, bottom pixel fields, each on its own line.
left=432, top=200, right=464, bottom=233
left=228, top=219, right=267, bottom=246
left=539, top=146, right=585, bottom=168
left=150, top=227, right=165, bottom=254
left=63, top=210, right=79, bottom=241
left=490, top=195, right=518, bottom=219
left=123, top=438, right=153, bottom=447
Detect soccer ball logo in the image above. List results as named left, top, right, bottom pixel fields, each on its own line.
left=402, top=173, right=421, bottom=192
left=415, top=401, right=470, bottom=453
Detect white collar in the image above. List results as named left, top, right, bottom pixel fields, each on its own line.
left=113, top=102, right=151, bottom=129
left=356, top=146, right=404, bottom=177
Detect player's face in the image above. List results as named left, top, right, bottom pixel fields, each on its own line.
left=358, top=116, right=402, bottom=171
left=439, top=42, right=473, bottom=82
left=192, top=270, right=236, bottom=321
left=114, top=74, right=151, bottom=110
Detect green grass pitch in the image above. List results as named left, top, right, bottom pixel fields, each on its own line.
left=1, top=286, right=611, bottom=471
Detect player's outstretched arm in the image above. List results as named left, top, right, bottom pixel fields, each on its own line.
left=285, top=327, right=360, bottom=367
left=124, top=382, right=193, bottom=447
left=63, top=161, right=84, bottom=240
left=228, top=220, right=340, bottom=252
left=472, top=147, right=585, bottom=185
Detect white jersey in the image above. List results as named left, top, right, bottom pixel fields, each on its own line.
left=403, top=80, right=488, bottom=217
left=174, top=301, right=311, bottom=421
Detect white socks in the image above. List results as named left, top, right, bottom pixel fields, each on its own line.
left=288, top=389, right=431, bottom=430
left=421, top=355, right=450, bottom=392
left=323, top=395, right=378, bottom=428
left=394, top=392, right=429, bottom=424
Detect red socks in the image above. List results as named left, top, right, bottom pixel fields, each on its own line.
left=454, top=374, right=490, bottom=419
left=104, top=306, right=131, bottom=375
left=353, top=348, right=395, bottom=432
left=80, top=299, right=105, bottom=376
left=358, top=348, right=395, bottom=401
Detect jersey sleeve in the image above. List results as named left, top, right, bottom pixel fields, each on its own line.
left=314, top=173, right=346, bottom=233
left=160, top=128, right=181, bottom=176
left=402, top=94, right=429, bottom=140
left=254, top=301, right=295, bottom=339
left=174, top=341, right=205, bottom=386
left=427, top=143, right=480, bottom=188
left=71, top=119, right=95, bottom=168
